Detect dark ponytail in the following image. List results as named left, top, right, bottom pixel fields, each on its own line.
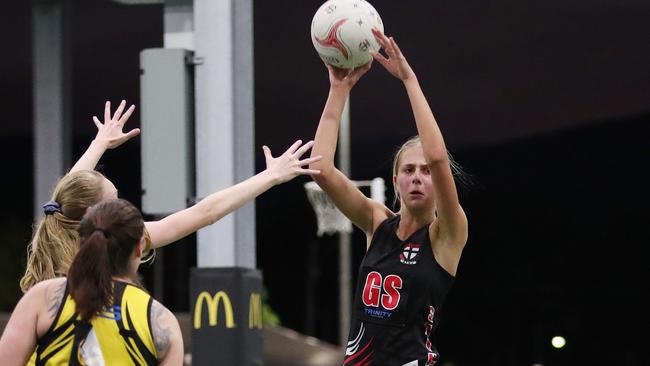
left=67, top=199, right=144, bottom=321
left=68, top=231, right=113, bottom=320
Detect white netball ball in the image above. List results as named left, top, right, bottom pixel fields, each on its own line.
left=310, top=0, right=384, bottom=69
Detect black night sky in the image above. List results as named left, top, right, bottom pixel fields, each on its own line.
left=1, top=1, right=649, bottom=365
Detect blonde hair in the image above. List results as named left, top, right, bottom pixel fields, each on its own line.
left=391, top=136, right=467, bottom=208
left=20, top=170, right=105, bottom=292
left=141, top=229, right=155, bottom=263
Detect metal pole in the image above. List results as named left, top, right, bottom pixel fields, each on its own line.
left=33, top=0, right=72, bottom=219
left=192, top=1, right=262, bottom=364
left=338, top=97, right=351, bottom=346
left=112, top=2, right=261, bottom=363
left=194, top=0, right=255, bottom=268
left=163, top=0, right=193, bottom=49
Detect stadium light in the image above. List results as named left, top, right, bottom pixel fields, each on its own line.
left=551, top=336, right=566, bottom=349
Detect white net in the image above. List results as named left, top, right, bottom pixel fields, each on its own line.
left=304, top=178, right=385, bottom=237
left=304, top=182, right=352, bottom=236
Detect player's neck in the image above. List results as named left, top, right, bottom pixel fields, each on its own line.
left=112, top=273, right=137, bottom=285
left=396, top=210, right=433, bottom=240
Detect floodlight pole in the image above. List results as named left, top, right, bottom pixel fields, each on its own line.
left=339, top=97, right=352, bottom=347
left=193, top=0, right=256, bottom=268
left=192, top=2, right=261, bottom=364
left=32, top=0, right=72, bottom=219
left=114, top=0, right=260, bottom=364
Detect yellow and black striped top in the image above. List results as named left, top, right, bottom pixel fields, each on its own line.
left=32, top=281, right=157, bottom=366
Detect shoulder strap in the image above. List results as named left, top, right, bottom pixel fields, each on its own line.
left=114, top=282, right=158, bottom=366
left=37, top=280, right=70, bottom=344
left=368, top=215, right=400, bottom=251
left=67, top=319, right=92, bottom=366
left=36, top=281, right=77, bottom=366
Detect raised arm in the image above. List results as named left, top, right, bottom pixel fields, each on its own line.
left=70, top=100, right=140, bottom=173
left=309, top=62, right=392, bottom=238
left=145, top=140, right=320, bottom=248
left=372, top=30, right=467, bottom=256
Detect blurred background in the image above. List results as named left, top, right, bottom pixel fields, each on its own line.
left=1, top=1, right=649, bottom=365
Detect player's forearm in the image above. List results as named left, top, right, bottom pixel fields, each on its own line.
left=403, top=77, right=448, bottom=163
left=311, top=87, right=348, bottom=172
left=69, top=139, right=110, bottom=173
left=148, top=170, right=278, bottom=248
left=195, top=169, right=277, bottom=226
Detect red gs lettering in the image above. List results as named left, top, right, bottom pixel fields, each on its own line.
left=381, top=275, right=402, bottom=310
left=362, top=272, right=403, bottom=309
left=362, top=271, right=382, bottom=307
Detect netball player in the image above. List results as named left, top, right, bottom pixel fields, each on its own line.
left=309, top=29, right=468, bottom=365
left=1, top=199, right=183, bottom=365
left=21, top=100, right=321, bottom=291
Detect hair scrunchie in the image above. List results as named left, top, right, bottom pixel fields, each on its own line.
left=92, top=227, right=110, bottom=238
left=43, top=201, right=62, bottom=216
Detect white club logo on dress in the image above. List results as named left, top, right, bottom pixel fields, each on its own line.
left=400, top=243, right=421, bottom=265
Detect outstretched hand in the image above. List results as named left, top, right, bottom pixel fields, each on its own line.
left=326, top=61, right=373, bottom=91
left=92, top=100, right=140, bottom=149
left=263, top=140, right=322, bottom=185
left=370, top=29, right=415, bottom=82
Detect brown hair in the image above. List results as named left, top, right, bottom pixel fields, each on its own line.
left=68, top=199, right=144, bottom=321
left=391, top=136, right=468, bottom=208
left=20, top=170, right=105, bottom=292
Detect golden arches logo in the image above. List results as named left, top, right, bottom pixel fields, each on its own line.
left=193, top=291, right=236, bottom=329
left=248, top=293, right=262, bottom=329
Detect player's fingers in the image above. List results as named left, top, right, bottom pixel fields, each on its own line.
left=384, top=44, right=397, bottom=58
left=293, top=140, right=315, bottom=158
left=373, top=32, right=390, bottom=50
left=389, top=37, right=403, bottom=55
left=297, top=168, right=321, bottom=176
left=118, top=105, right=136, bottom=125
left=104, top=101, right=111, bottom=122
left=372, top=28, right=389, bottom=46
left=286, top=139, right=303, bottom=155
left=113, top=100, right=126, bottom=121
left=370, top=50, right=389, bottom=67
left=124, top=128, right=141, bottom=140
left=262, top=145, right=273, bottom=161
left=297, top=155, right=322, bottom=166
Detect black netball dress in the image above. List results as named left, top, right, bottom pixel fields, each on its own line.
left=343, top=215, right=454, bottom=366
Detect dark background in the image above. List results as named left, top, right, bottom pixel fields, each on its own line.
left=1, top=1, right=649, bottom=365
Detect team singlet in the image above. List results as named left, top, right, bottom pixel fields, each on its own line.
left=344, top=215, right=455, bottom=366
left=32, top=281, right=157, bottom=366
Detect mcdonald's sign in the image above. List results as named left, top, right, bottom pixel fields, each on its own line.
left=248, top=292, right=262, bottom=329
left=193, top=291, right=236, bottom=329
left=190, top=268, right=263, bottom=365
